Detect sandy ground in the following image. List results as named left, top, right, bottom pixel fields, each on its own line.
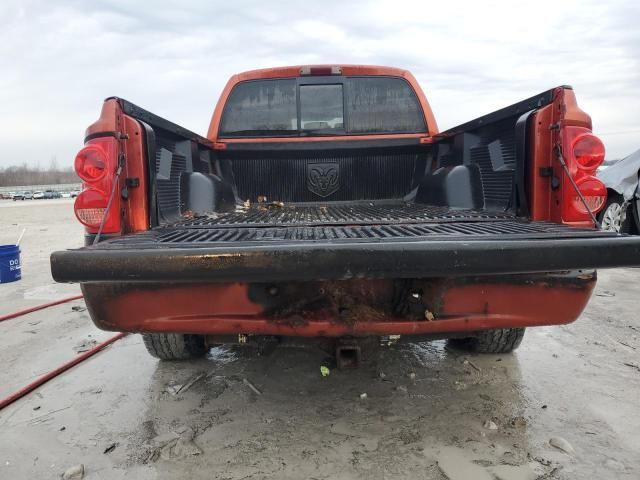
left=0, top=198, right=638, bottom=479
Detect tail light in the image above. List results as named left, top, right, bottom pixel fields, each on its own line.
left=75, top=144, right=107, bottom=182
left=560, top=126, right=607, bottom=224
left=572, top=133, right=605, bottom=170
left=73, top=137, right=121, bottom=234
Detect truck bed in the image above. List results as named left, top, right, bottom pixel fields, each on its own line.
left=104, top=203, right=609, bottom=247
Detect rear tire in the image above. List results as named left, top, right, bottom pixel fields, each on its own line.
left=449, top=328, right=525, bottom=354
left=142, top=333, right=208, bottom=360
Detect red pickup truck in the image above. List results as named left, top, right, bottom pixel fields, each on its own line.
left=51, top=65, right=640, bottom=363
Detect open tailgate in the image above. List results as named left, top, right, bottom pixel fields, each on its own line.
left=51, top=205, right=640, bottom=283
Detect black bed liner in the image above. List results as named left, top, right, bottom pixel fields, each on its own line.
left=177, top=204, right=515, bottom=228
left=94, top=204, right=614, bottom=248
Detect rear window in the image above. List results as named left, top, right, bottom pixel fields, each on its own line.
left=346, top=78, right=426, bottom=133
left=219, top=76, right=426, bottom=137
left=220, top=79, right=297, bottom=136
left=300, top=84, right=344, bottom=132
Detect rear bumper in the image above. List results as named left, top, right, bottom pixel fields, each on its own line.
left=52, top=236, right=640, bottom=283
left=80, top=271, right=597, bottom=336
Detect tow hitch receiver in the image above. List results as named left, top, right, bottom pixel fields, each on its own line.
left=336, top=340, right=362, bottom=369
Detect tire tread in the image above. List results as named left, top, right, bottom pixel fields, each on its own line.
left=471, top=328, right=526, bottom=353
left=142, top=333, right=207, bottom=360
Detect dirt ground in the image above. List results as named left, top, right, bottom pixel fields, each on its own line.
left=0, top=199, right=638, bottom=479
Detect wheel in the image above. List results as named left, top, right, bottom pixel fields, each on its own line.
left=449, top=328, right=526, bottom=354
left=599, top=193, right=631, bottom=233
left=142, top=333, right=208, bottom=360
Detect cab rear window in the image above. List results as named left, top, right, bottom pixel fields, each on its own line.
left=220, top=79, right=297, bottom=136
left=219, top=77, right=426, bottom=137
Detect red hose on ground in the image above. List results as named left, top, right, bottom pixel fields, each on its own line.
left=0, top=294, right=84, bottom=322
left=0, top=332, right=127, bottom=411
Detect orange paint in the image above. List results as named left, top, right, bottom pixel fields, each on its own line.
left=82, top=275, right=595, bottom=336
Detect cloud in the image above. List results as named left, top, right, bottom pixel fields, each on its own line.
left=0, top=0, right=638, bottom=168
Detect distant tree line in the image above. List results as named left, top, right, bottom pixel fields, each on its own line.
left=0, top=163, right=79, bottom=187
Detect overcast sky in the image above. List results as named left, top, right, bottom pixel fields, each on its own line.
left=1, top=0, right=638, bottom=168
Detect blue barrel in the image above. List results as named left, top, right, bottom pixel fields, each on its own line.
left=0, top=245, right=21, bottom=283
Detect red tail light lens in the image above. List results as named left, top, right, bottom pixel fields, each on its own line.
left=73, top=136, right=121, bottom=235
left=570, top=176, right=607, bottom=214
left=75, top=145, right=107, bottom=182
left=560, top=127, right=607, bottom=224
left=74, top=189, right=120, bottom=233
left=572, top=134, right=605, bottom=170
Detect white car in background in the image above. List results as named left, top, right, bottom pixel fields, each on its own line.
left=61, top=192, right=72, bottom=198
left=32, top=191, right=45, bottom=199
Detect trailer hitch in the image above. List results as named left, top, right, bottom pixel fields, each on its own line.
left=335, top=339, right=362, bottom=369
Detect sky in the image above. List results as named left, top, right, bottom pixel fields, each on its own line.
left=0, top=0, right=639, bottom=169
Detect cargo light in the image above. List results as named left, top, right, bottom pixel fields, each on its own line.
left=300, top=65, right=342, bottom=76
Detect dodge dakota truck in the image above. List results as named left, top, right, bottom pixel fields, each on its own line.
left=51, top=65, right=640, bottom=363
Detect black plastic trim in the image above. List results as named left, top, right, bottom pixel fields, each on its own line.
left=108, top=97, right=212, bottom=146
left=84, top=131, right=120, bottom=143
left=84, top=233, right=120, bottom=246
left=52, top=235, right=640, bottom=283
left=138, top=120, right=159, bottom=227
left=437, top=87, right=559, bottom=138
left=223, top=137, right=424, bottom=152
left=514, top=110, right=535, bottom=216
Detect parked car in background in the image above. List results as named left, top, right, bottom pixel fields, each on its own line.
left=23, top=191, right=33, bottom=199
left=32, top=191, right=45, bottom=199
left=598, top=149, right=640, bottom=233
left=61, top=192, right=72, bottom=198
left=43, top=190, right=62, bottom=199
left=70, top=190, right=80, bottom=198
left=12, top=192, right=26, bottom=201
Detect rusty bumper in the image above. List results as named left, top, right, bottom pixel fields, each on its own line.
left=81, top=271, right=596, bottom=336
